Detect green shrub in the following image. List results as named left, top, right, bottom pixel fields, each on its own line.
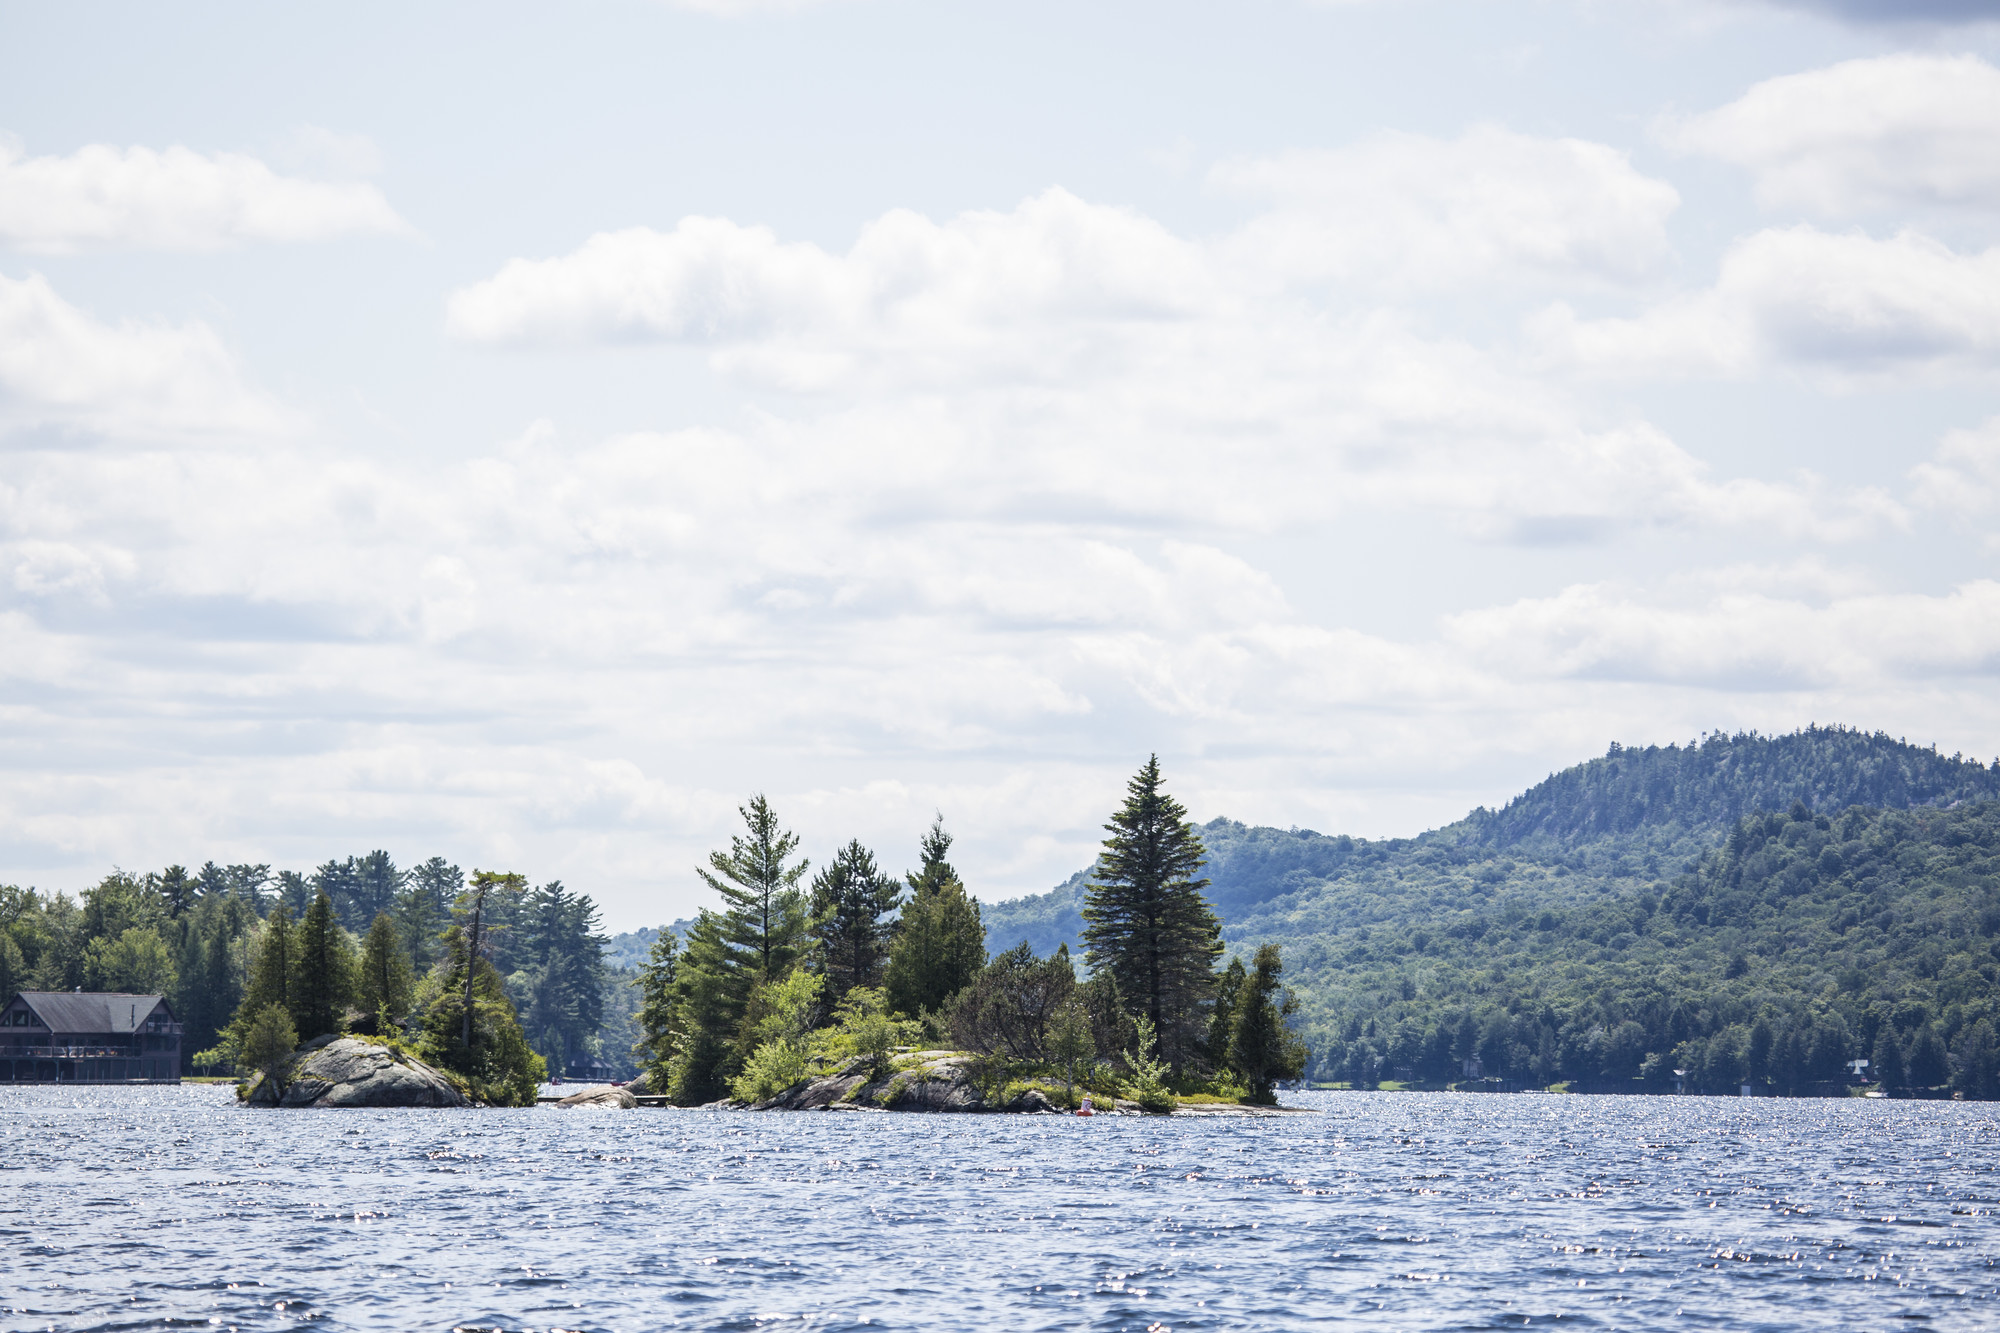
left=239, top=1002, right=299, bottom=1079
left=734, top=1039, right=814, bottom=1103
left=729, top=970, right=824, bottom=1102
left=1123, top=1015, right=1177, bottom=1114
left=816, top=986, right=919, bottom=1077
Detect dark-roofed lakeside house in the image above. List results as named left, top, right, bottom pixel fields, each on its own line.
left=1, top=992, right=182, bottom=1083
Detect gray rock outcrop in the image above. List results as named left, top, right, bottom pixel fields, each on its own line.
left=555, top=1085, right=637, bottom=1109
left=750, top=1051, right=1137, bottom=1114
left=244, top=1037, right=474, bottom=1108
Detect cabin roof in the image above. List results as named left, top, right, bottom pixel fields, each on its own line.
left=8, top=992, right=173, bottom=1034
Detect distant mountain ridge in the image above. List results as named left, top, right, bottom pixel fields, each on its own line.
left=979, top=727, right=2000, bottom=963
left=1462, top=726, right=2000, bottom=847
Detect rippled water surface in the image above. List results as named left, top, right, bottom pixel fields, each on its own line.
left=2, top=1085, right=1996, bottom=1331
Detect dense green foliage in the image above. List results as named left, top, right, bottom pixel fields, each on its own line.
left=415, top=922, right=547, bottom=1106
left=810, top=841, right=900, bottom=1009
left=883, top=819, right=986, bottom=1019
left=239, top=1003, right=299, bottom=1076
left=1082, top=756, right=1224, bottom=1070
left=1227, top=944, right=1307, bottom=1102
left=1468, top=726, right=2000, bottom=845
left=293, top=891, right=357, bottom=1040
left=357, top=913, right=415, bottom=1036
left=0, top=847, right=613, bottom=1079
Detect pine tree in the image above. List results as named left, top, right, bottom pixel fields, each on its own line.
left=1081, top=755, right=1222, bottom=1070
left=660, top=910, right=743, bottom=1104
left=634, top=929, right=679, bottom=1091
left=516, top=881, right=607, bottom=1077
left=1953, top=1020, right=1999, bottom=1101
left=275, top=871, right=312, bottom=920
left=224, top=907, right=294, bottom=1062
left=884, top=817, right=986, bottom=1019
left=1208, top=955, right=1247, bottom=1072
left=398, top=857, right=461, bottom=972
left=810, top=841, right=901, bottom=1009
left=1871, top=1027, right=1905, bottom=1095
left=700, top=795, right=810, bottom=981
left=1049, top=995, right=1095, bottom=1102
left=1909, top=1025, right=1950, bottom=1089
left=357, top=912, right=415, bottom=1036
left=157, top=866, right=196, bottom=921
left=1228, top=944, right=1306, bottom=1103
left=0, top=931, right=23, bottom=1006
left=293, top=890, right=356, bottom=1039
left=455, top=870, right=528, bottom=1054
left=241, top=1003, right=299, bottom=1077
left=417, top=922, right=547, bottom=1105
left=352, top=851, right=403, bottom=934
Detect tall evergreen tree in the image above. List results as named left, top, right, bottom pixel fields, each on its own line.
left=700, top=794, right=810, bottom=981
left=634, top=929, right=680, bottom=1090
left=660, top=910, right=744, bottom=1104
left=417, top=922, right=546, bottom=1106
left=810, top=841, right=901, bottom=1009
left=1872, top=1027, right=1905, bottom=1095
left=884, top=817, right=986, bottom=1019
left=1208, top=955, right=1247, bottom=1072
left=352, top=851, right=403, bottom=933
left=455, top=870, right=528, bottom=1053
left=315, top=852, right=402, bottom=934
left=313, top=858, right=360, bottom=929
left=357, top=912, right=415, bottom=1036
left=157, top=865, right=196, bottom=921
left=192, top=918, right=241, bottom=1069
left=195, top=861, right=232, bottom=904
left=399, top=857, right=462, bottom=971
left=225, top=907, right=295, bottom=1062
left=293, top=890, right=357, bottom=1039
left=516, top=880, right=607, bottom=1076
left=1228, top=944, right=1306, bottom=1103
left=1909, top=1025, right=1950, bottom=1089
left=1081, top=755, right=1223, bottom=1070
left=275, top=871, right=312, bottom=920
left=173, top=899, right=246, bottom=1067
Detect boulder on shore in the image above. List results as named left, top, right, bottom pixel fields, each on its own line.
left=244, top=1036, right=475, bottom=1108
left=555, top=1085, right=637, bottom=1109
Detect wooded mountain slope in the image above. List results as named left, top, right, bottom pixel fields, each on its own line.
left=981, top=728, right=2000, bottom=1090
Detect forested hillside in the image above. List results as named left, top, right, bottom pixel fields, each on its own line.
left=980, top=728, right=2000, bottom=1094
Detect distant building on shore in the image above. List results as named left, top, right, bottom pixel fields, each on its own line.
left=1, top=992, right=182, bottom=1084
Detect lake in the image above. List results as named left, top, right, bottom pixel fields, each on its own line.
left=1, top=1085, right=1994, bottom=1331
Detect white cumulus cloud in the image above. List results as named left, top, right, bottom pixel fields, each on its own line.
left=1665, top=54, right=2000, bottom=216
left=0, top=272, right=291, bottom=439
left=1212, top=125, right=1681, bottom=290
left=1445, top=576, right=2000, bottom=691
left=0, top=138, right=410, bottom=253
left=1910, top=415, right=2000, bottom=515
left=1528, top=226, right=2000, bottom=381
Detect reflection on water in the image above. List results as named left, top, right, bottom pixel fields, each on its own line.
left=1, top=1084, right=1995, bottom=1331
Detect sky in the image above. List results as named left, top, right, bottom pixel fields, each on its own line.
left=2, top=0, right=1999, bottom=929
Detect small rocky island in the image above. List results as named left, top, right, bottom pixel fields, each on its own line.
left=649, top=1052, right=1309, bottom=1116
left=243, top=1036, right=476, bottom=1108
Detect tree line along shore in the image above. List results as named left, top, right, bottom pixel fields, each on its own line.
left=0, top=756, right=1306, bottom=1110
left=7, top=727, right=1998, bottom=1105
